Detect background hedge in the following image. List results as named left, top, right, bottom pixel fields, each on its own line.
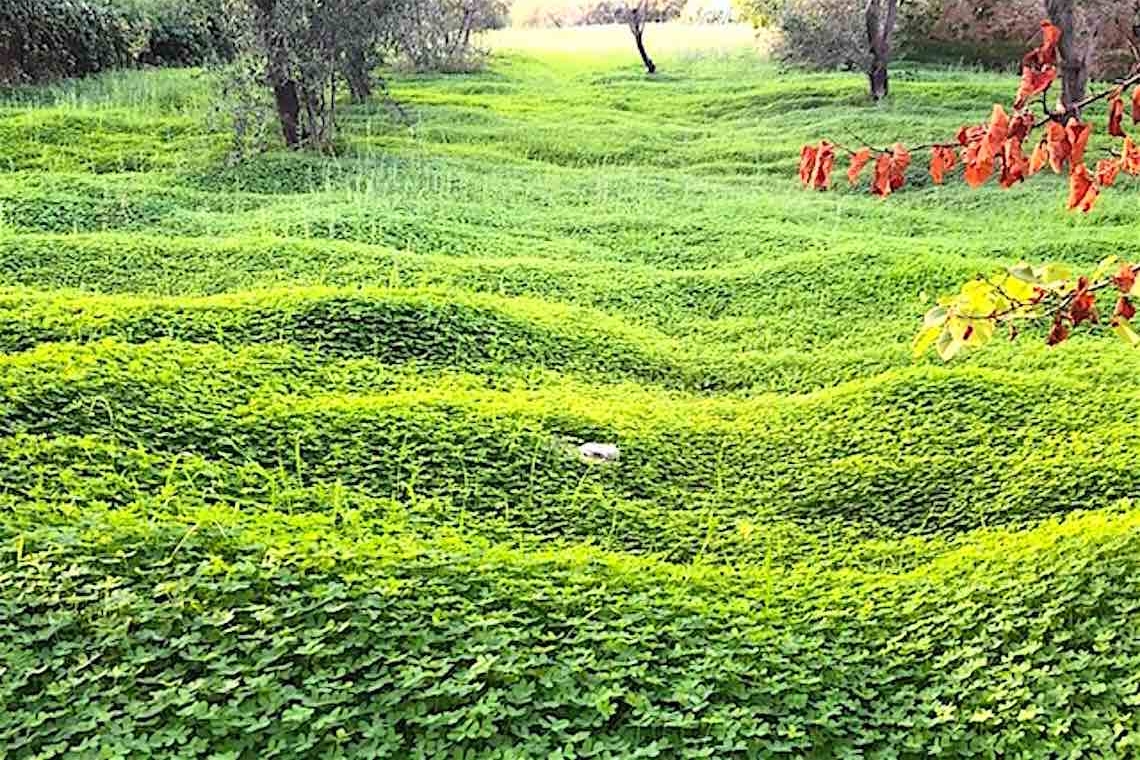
left=0, top=0, right=233, bottom=85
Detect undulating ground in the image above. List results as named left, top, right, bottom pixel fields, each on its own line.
left=3, top=26, right=1140, bottom=758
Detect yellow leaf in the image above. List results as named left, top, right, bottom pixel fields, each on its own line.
left=1092, top=255, right=1119, bottom=282
left=922, top=305, right=949, bottom=329
left=1034, top=263, right=1073, bottom=292
left=913, top=325, right=941, bottom=358
left=995, top=273, right=1036, bottom=303
left=1113, top=319, right=1140, bottom=347
left=936, top=328, right=962, bottom=361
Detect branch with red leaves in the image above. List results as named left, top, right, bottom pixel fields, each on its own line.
left=799, top=21, right=1140, bottom=214
left=796, top=20, right=1140, bottom=360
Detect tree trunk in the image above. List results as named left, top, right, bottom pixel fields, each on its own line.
left=633, top=28, right=656, bottom=74
left=627, top=3, right=655, bottom=74
left=1045, top=0, right=1092, bottom=108
left=865, top=0, right=897, bottom=102
left=273, top=79, right=302, bottom=148
left=253, top=0, right=303, bottom=148
left=343, top=49, right=372, bottom=103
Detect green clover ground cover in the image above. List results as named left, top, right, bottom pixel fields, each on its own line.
left=3, top=30, right=1140, bottom=758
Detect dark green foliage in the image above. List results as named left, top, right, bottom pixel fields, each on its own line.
left=0, top=0, right=133, bottom=84
left=0, top=0, right=233, bottom=85
left=125, top=0, right=237, bottom=67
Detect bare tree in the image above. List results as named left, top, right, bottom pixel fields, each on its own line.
left=625, top=0, right=656, bottom=74
left=865, top=0, right=897, bottom=101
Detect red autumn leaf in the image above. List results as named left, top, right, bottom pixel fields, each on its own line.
left=1108, top=93, right=1126, bottom=138
left=799, top=144, right=818, bottom=186
left=999, top=137, right=1029, bottom=188
left=1116, top=296, right=1136, bottom=320
left=979, top=104, right=1009, bottom=162
left=889, top=143, right=911, bottom=190
left=1047, top=316, right=1070, bottom=346
left=871, top=153, right=893, bottom=197
left=964, top=161, right=994, bottom=187
left=956, top=125, right=985, bottom=146
left=1015, top=22, right=1062, bottom=109
left=1133, top=86, right=1140, bottom=125
left=1009, top=112, right=1035, bottom=142
left=1040, top=21, right=1062, bottom=54
left=929, top=146, right=956, bottom=184
left=810, top=141, right=836, bottom=190
left=963, top=144, right=994, bottom=187
left=1028, top=139, right=1049, bottom=175
left=1014, top=66, right=1056, bottom=110
left=1069, top=277, right=1098, bottom=324
left=958, top=122, right=992, bottom=186
left=1096, top=158, right=1120, bottom=187
left=1114, top=263, right=1137, bottom=293
left=1065, top=119, right=1092, bottom=168
left=847, top=148, right=872, bottom=185
left=1121, top=136, right=1140, bottom=175
left=1067, top=163, right=1099, bottom=213
left=963, top=159, right=994, bottom=186
left=1045, top=121, right=1070, bottom=173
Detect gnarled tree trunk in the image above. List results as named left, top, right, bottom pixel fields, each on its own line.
left=342, top=48, right=373, bottom=103
left=272, top=80, right=302, bottom=147
left=253, top=0, right=303, bottom=148
left=1045, top=0, right=1095, bottom=109
left=865, top=0, right=898, bottom=102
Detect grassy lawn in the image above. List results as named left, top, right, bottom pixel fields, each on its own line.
left=3, top=25, right=1140, bottom=757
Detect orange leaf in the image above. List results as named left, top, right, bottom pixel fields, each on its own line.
left=847, top=148, right=872, bottom=186
left=1040, top=21, right=1062, bottom=61
left=1108, top=94, right=1126, bottom=138
left=1114, top=263, right=1137, bottom=293
left=871, top=153, right=893, bottom=197
left=1014, top=66, right=1055, bottom=110
left=1133, top=87, right=1140, bottom=125
left=956, top=125, right=985, bottom=146
left=929, top=146, right=956, bottom=185
left=1018, top=22, right=1063, bottom=112
left=1009, top=112, right=1034, bottom=142
left=1067, top=163, right=1099, bottom=213
left=1047, top=316, right=1069, bottom=346
left=1096, top=158, right=1120, bottom=187
left=889, top=143, right=911, bottom=190
left=1065, top=119, right=1092, bottom=168
left=1028, top=139, right=1048, bottom=175
left=799, top=144, right=818, bottom=187
left=1045, top=121, right=1070, bottom=174
left=1122, top=136, right=1140, bottom=175
left=1116, top=296, right=1136, bottom=321
left=999, top=138, right=1028, bottom=188
left=980, top=104, right=1010, bottom=162
left=1069, top=277, right=1098, bottom=324
left=810, top=141, right=836, bottom=190
left=964, top=157, right=994, bottom=188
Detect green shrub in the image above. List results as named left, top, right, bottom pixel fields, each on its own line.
left=120, top=0, right=237, bottom=67
left=0, top=0, right=233, bottom=85
left=0, top=0, right=133, bottom=84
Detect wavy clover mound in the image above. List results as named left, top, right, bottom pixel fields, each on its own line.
left=3, top=26, right=1140, bottom=759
